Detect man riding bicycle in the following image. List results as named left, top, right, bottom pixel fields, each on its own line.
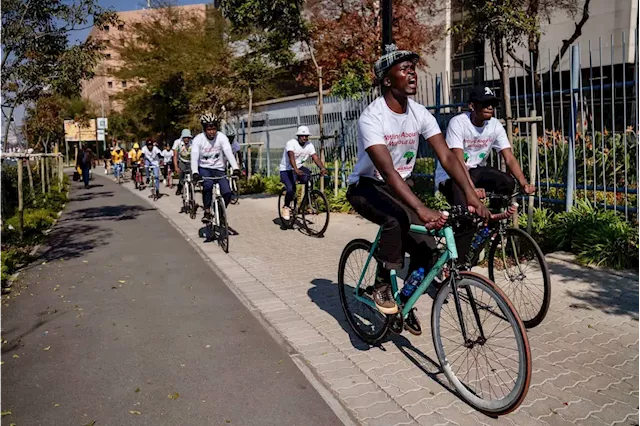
left=172, top=128, right=193, bottom=195
left=128, top=143, right=144, bottom=181
left=142, top=139, right=162, bottom=193
left=111, top=145, right=125, bottom=181
left=191, top=113, right=241, bottom=223
left=278, top=126, right=328, bottom=221
left=346, top=44, right=490, bottom=334
left=434, top=85, right=535, bottom=260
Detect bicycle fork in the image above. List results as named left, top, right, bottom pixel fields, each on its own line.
left=450, top=273, right=488, bottom=348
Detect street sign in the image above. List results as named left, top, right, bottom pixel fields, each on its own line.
left=97, top=117, right=108, bottom=130
left=97, top=129, right=106, bottom=141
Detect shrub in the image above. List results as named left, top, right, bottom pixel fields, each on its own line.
left=263, top=175, right=284, bottom=195
left=1, top=248, right=32, bottom=283
left=3, top=208, right=57, bottom=244
left=238, top=174, right=265, bottom=195
left=518, top=207, right=557, bottom=252
left=326, top=187, right=353, bottom=213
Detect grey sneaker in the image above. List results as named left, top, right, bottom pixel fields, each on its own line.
left=373, top=283, right=398, bottom=315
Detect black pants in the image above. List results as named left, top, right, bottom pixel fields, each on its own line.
left=280, top=166, right=310, bottom=207
left=347, top=177, right=437, bottom=272
left=439, top=166, right=516, bottom=261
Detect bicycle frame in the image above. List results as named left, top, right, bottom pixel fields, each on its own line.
left=353, top=225, right=458, bottom=318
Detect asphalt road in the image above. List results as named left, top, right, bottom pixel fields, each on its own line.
left=1, top=174, right=342, bottom=426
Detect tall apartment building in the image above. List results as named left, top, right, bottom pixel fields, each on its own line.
left=80, top=4, right=206, bottom=114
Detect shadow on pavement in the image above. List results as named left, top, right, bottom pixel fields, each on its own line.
left=69, top=191, right=114, bottom=202
left=65, top=204, right=153, bottom=222
left=35, top=223, right=112, bottom=264
left=548, top=261, right=639, bottom=319
left=1, top=310, right=65, bottom=355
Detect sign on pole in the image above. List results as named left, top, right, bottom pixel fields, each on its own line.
left=97, top=129, right=106, bottom=141
left=97, top=117, right=108, bottom=130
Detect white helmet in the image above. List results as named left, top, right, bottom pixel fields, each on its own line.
left=200, top=113, right=218, bottom=127
left=296, top=126, right=311, bottom=136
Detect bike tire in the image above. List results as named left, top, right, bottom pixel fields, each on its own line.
left=338, top=239, right=390, bottom=345
left=488, top=227, right=551, bottom=328
left=431, top=271, right=531, bottom=415
left=217, top=198, right=229, bottom=253
left=301, top=189, right=330, bottom=237
left=277, top=188, right=297, bottom=229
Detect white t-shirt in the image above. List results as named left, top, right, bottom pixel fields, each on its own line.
left=161, top=149, right=173, bottom=164
left=434, top=113, right=511, bottom=188
left=172, top=138, right=192, bottom=162
left=142, top=146, right=162, bottom=167
left=190, top=131, right=238, bottom=174
left=348, top=97, right=441, bottom=184
left=279, top=139, right=316, bottom=172
left=231, top=140, right=240, bottom=153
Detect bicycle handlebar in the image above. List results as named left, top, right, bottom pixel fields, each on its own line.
left=409, top=203, right=519, bottom=235
left=484, top=191, right=522, bottom=201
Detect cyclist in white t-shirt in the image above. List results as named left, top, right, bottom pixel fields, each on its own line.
left=278, top=126, right=327, bottom=220
left=346, top=45, right=490, bottom=333
left=434, top=85, right=535, bottom=261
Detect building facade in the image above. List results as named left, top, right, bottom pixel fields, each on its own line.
left=80, top=4, right=206, bottom=114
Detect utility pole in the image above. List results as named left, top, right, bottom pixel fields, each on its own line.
left=381, top=0, right=393, bottom=53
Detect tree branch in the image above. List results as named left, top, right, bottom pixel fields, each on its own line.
left=551, top=0, right=591, bottom=71
left=1, top=0, right=32, bottom=70
left=508, top=49, right=531, bottom=74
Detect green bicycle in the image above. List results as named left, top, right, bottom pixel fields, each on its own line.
left=338, top=205, right=531, bottom=415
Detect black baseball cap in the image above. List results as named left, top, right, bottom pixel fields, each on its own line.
left=469, top=85, right=500, bottom=104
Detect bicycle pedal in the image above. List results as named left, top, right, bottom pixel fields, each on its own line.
left=388, top=312, right=404, bottom=334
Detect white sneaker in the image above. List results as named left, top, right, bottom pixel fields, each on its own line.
left=281, top=206, right=290, bottom=221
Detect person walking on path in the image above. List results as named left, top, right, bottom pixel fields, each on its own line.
left=77, top=144, right=94, bottom=189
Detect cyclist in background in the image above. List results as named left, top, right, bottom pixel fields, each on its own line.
left=172, top=128, right=193, bottom=195
left=128, top=143, right=144, bottom=181
left=161, top=143, right=174, bottom=184
left=142, top=139, right=162, bottom=193
left=278, top=125, right=327, bottom=221
left=191, top=114, right=241, bottom=223
left=346, top=44, right=490, bottom=332
left=110, top=145, right=125, bottom=181
left=434, top=85, right=535, bottom=260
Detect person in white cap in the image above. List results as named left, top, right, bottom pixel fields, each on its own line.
left=172, top=128, right=193, bottom=195
left=278, top=125, right=327, bottom=220
left=110, top=144, right=125, bottom=181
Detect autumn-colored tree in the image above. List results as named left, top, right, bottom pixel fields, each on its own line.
left=303, top=0, right=444, bottom=96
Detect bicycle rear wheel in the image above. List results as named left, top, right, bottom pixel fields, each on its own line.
left=216, top=198, right=229, bottom=253
left=338, top=239, right=389, bottom=344
left=488, top=227, right=551, bottom=328
left=277, top=188, right=296, bottom=229
left=301, top=189, right=329, bottom=237
left=431, top=271, right=531, bottom=415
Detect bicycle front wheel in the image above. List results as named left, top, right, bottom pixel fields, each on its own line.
left=277, top=188, right=296, bottom=229
left=216, top=197, right=229, bottom=253
left=301, top=189, right=329, bottom=237
left=431, top=271, right=531, bottom=415
left=488, top=227, right=551, bottom=328
left=338, top=239, right=389, bottom=345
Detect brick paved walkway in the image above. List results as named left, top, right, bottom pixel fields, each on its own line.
left=125, top=181, right=638, bottom=426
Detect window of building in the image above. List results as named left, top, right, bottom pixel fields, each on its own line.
left=105, top=53, right=111, bottom=59
left=122, top=81, right=127, bottom=88
left=450, top=11, right=485, bottom=105
left=107, top=81, right=113, bottom=88
left=103, top=25, right=110, bottom=32
left=118, top=24, right=124, bottom=31
left=139, top=78, right=145, bottom=84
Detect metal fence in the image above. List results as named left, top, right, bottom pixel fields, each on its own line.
left=235, top=31, right=638, bottom=219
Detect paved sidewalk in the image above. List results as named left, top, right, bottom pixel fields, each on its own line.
left=1, top=176, right=343, bottom=426
left=125, top=180, right=638, bottom=426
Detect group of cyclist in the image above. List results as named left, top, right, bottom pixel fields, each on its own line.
left=100, top=44, right=535, bottom=327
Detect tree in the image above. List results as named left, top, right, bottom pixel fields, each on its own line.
left=1, top=0, right=117, bottom=146
left=305, top=0, right=443, bottom=97
left=113, top=3, right=241, bottom=141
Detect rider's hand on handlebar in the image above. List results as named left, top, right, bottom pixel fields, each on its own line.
left=467, top=198, right=492, bottom=221
left=417, top=206, right=447, bottom=229
left=232, top=169, right=241, bottom=177
left=320, top=168, right=328, bottom=176
left=295, top=169, right=304, bottom=177
left=475, top=188, right=486, bottom=199
left=192, top=172, right=201, bottom=182
left=523, top=183, right=536, bottom=195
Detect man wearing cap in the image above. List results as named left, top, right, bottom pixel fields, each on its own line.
left=172, top=129, right=193, bottom=195
left=278, top=126, right=328, bottom=221
left=346, top=44, right=490, bottom=333
left=434, top=85, right=535, bottom=259
left=110, top=144, right=125, bottom=182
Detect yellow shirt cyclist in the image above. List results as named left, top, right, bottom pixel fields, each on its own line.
left=111, top=147, right=125, bottom=164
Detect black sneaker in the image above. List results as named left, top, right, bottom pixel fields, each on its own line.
left=201, top=211, right=212, bottom=223
left=403, top=309, right=422, bottom=336
left=372, top=282, right=398, bottom=315
left=175, top=187, right=182, bottom=196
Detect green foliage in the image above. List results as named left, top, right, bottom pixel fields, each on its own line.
left=263, top=175, right=284, bottom=195
left=238, top=174, right=266, bottom=195
left=519, top=207, right=556, bottom=251
left=331, top=59, right=373, bottom=99
left=326, top=187, right=353, bottom=213
left=1, top=248, right=33, bottom=283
